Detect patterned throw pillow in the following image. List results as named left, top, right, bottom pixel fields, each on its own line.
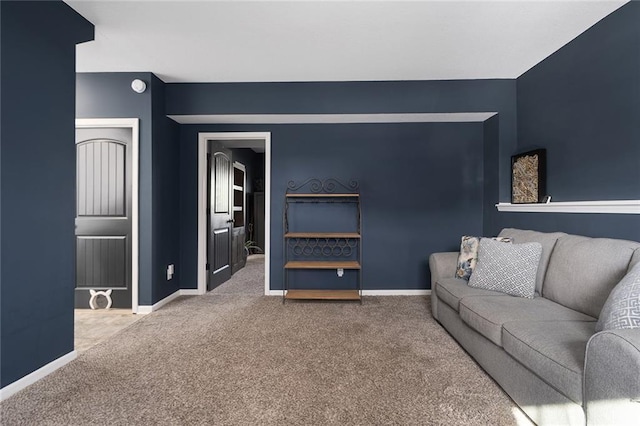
left=596, top=261, right=640, bottom=332
left=455, top=235, right=512, bottom=280
left=467, top=238, right=542, bottom=298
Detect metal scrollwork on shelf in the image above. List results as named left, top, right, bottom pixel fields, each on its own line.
left=287, top=178, right=359, bottom=194
left=287, top=237, right=359, bottom=257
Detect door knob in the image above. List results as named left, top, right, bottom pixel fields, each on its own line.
left=227, top=219, right=234, bottom=223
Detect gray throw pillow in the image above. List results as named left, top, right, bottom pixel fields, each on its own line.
left=596, top=261, right=640, bottom=332
left=468, top=238, right=542, bottom=298
left=455, top=235, right=512, bottom=280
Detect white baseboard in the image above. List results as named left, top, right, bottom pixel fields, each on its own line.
left=0, top=350, right=77, bottom=402
left=362, top=290, right=431, bottom=296
left=267, top=290, right=431, bottom=296
left=137, top=289, right=198, bottom=314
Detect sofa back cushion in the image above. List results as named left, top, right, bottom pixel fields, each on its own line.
left=498, top=228, right=566, bottom=296
left=630, top=248, right=640, bottom=270
left=543, top=235, right=640, bottom=318
left=595, top=261, right=640, bottom=332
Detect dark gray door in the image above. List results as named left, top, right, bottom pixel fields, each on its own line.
left=207, top=142, right=233, bottom=290
left=75, top=128, right=132, bottom=308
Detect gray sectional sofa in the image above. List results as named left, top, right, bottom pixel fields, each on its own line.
left=429, top=228, right=640, bottom=426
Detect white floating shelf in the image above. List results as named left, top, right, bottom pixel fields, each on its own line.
left=496, top=200, right=640, bottom=214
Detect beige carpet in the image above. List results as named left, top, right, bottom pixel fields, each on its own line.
left=1, top=256, right=531, bottom=425
left=211, top=254, right=266, bottom=296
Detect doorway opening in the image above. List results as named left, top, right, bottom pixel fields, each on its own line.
left=197, top=132, right=271, bottom=295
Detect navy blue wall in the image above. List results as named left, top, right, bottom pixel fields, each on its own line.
left=482, top=115, right=501, bottom=235
left=167, top=80, right=517, bottom=201
left=77, top=73, right=181, bottom=305
left=169, top=80, right=515, bottom=291
left=151, top=75, right=182, bottom=302
left=492, top=2, right=640, bottom=241
left=1, top=1, right=93, bottom=387
left=179, top=123, right=484, bottom=290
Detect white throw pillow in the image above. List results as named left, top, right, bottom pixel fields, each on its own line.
left=468, top=238, right=542, bottom=298
left=596, top=261, right=640, bottom=332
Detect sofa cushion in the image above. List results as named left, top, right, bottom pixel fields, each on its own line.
left=459, top=296, right=595, bottom=347
left=436, top=278, right=508, bottom=312
left=596, top=261, right=640, bottom=332
left=498, top=228, right=567, bottom=296
left=630, top=248, right=640, bottom=270
left=468, top=238, right=541, bottom=298
left=543, top=235, right=640, bottom=318
left=502, top=320, right=595, bottom=405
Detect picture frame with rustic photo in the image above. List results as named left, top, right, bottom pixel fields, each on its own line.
left=511, top=149, right=546, bottom=204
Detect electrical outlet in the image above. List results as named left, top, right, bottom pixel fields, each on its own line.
left=167, top=264, right=174, bottom=280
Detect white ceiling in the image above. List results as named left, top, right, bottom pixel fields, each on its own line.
left=66, top=1, right=627, bottom=83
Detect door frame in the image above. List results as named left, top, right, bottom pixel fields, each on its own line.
left=75, top=118, right=140, bottom=313
left=197, top=132, right=271, bottom=295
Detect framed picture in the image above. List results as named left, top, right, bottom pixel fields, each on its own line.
left=511, top=149, right=546, bottom=204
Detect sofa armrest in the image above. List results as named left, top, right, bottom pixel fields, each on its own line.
left=584, top=329, right=640, bottom=425
left=428, top=252, right=458, bottom=321
left=428, top=252, right=458, bottom=288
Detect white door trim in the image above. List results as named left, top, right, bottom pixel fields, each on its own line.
left=75, top=118, right=140, bottom=314
left=197, top=132, right=271, bottom=295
